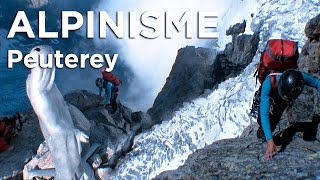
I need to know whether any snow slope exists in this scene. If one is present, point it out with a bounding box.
[110,0,320,179]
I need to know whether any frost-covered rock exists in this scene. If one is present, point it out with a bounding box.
[110,51,260,180]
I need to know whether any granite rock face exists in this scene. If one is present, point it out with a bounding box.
[148,46,217,124]
[148,22,259,124]
[211,32,260,83]
[285,13,320,134]
[226,20,246,36]
[156,123,320,179]
[305,14,320,40]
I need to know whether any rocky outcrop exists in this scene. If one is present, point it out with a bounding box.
[64,90,101,112]
[226,20,246,36]
[305,14,320,40]
[285,13,320,134]
[147,46,216,124]
[211,32,259,82]
[66,91,152,177]
[148,23,259,124]
[156,122,320,179]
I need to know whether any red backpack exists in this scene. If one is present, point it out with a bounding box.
[255,39,299,88]
[102,72,121,86]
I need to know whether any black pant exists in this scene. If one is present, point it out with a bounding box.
[111,94,118,112]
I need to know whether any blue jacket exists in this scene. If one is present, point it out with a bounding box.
[260,72,320,140]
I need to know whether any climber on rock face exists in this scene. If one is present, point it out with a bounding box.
[257,69,320,160]
[96,67,121,114]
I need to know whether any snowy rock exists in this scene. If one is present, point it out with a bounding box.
[156,3,320,180]
[251,0,320,49]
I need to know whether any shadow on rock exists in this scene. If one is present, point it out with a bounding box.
[274,115,320,152]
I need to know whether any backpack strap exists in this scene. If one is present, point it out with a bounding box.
[267,72,282,89]
[268,72,283,77]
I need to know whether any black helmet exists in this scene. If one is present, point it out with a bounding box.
[95,78,104,88]
[278,69,304,101]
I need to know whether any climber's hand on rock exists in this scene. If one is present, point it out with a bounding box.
[265,139,277,160]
